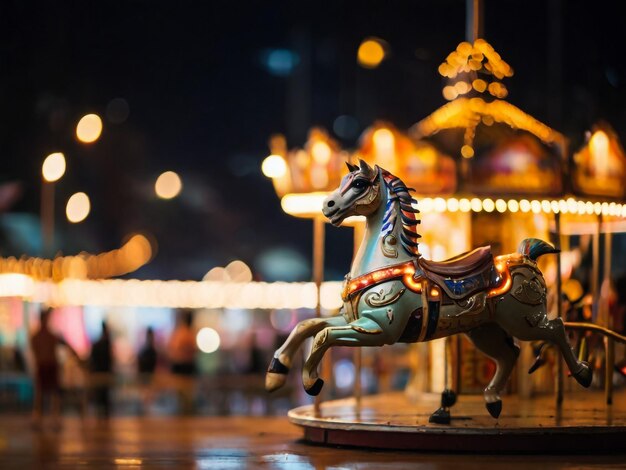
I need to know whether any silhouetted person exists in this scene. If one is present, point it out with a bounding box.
[30,307,80,429]
[89,321,113,418]
[167,310,197,414]
[138,327,158,377]
[168,310,196,376]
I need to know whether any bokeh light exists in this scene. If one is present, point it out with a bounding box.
[204,267,229,282]
[196,327,220,353]
[76,114,103,143]
[66,192,91,223]
[42,152,66,182]
[155,171,182,199]
[311,141,331,164]
[225,260,253,283]
[357,38,386,68]
[261,154,287,178]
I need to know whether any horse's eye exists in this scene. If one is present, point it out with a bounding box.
[352,179,369,190]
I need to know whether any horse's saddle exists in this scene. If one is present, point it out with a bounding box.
[418,246,498,300]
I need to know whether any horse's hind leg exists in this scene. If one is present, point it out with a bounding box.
[266,315,347,392]
[527,317,592,388]
[466,323,520,419]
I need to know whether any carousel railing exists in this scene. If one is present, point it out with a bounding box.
[564,322,626,405]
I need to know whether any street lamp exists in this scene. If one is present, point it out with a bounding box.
[41,152,66,255]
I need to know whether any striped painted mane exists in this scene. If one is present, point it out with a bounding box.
[380,170,421,256]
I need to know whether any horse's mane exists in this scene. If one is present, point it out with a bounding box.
[380,169,421,256]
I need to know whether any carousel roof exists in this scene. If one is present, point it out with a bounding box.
[408,39,567,197]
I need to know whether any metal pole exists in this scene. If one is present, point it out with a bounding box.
[591,215,601,322]
[602,230,613,327]
[352,221,365,408]
[555,212,564,405]
[466,0,484,42]
[602,226,613,405]
[313,216,325,413]
[605,337,614,405]
[41,181,55,257]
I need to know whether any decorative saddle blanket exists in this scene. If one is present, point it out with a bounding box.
[342,246,516,303]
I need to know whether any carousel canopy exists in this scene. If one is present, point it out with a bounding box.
[409,39,567,198]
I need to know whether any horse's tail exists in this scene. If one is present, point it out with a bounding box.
[518,238,560,261]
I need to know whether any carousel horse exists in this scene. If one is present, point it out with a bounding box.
[266,159,592,418]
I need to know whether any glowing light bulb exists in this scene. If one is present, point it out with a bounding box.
[155,171,182,199]
[373,128,395,155]
[434,198,446,213]
[42,152,66,182]
[470,198,482,212]
[261,155,287,178]
[461,145,474,158]
[357,39,386,68]
[519,200,531,213]
[482,198,495,213]
[447,198,460,213]
[459,199,471,212]
[196,327,220,353]
[66,192,90,223]
[495,199,507,213]
[76,114,103,143]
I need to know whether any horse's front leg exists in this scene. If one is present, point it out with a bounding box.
[301,317,388,395]
[266,315,347,392]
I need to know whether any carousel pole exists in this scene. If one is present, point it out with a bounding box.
[602,222,614,405]
[601,224,612,327]
[313,215,326,414]
[466,0,484,41]
[591,214,601,322]
[555,212,564,405]
[353,220,366,408]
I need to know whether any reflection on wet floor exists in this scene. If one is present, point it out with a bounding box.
[1,413,626,469]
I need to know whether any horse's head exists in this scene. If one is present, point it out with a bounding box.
[322,159,382,226]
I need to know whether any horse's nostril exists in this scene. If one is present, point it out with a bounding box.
[327,200,335,208]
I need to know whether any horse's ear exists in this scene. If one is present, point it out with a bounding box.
[346,162,359,172]
[359,159,375,178]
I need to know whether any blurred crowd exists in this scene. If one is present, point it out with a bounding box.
[15,307,276,429]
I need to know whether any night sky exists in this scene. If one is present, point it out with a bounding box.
[1,1,625,281]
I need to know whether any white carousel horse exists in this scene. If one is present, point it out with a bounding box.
[266,159,591,418]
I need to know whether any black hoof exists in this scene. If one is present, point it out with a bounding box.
[267,357,289,375]
[528,342,549,374]
[573,362,593,388]
[528,357,545,374]
[441,389,457,408]
[305,378,324,396]
[486,400,502,419]
[429,407,451,425]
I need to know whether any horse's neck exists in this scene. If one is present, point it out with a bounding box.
[349,196,414,278]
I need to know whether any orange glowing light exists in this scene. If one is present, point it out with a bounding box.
[311,141,331,164]
[342,261,422,300]
[42,152,66,182]
[66,192,90,223]
[262,155,287,178]
[357,38,386,68]
[76,114,103,143]
[155,171,182,199]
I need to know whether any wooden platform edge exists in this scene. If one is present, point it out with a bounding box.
[288,403,626,453]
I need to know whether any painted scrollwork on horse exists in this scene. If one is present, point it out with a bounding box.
[266,159,592,418]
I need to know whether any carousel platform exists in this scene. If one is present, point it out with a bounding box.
[288,389,626,453]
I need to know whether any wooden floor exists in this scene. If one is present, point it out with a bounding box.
[0,391,625,468]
